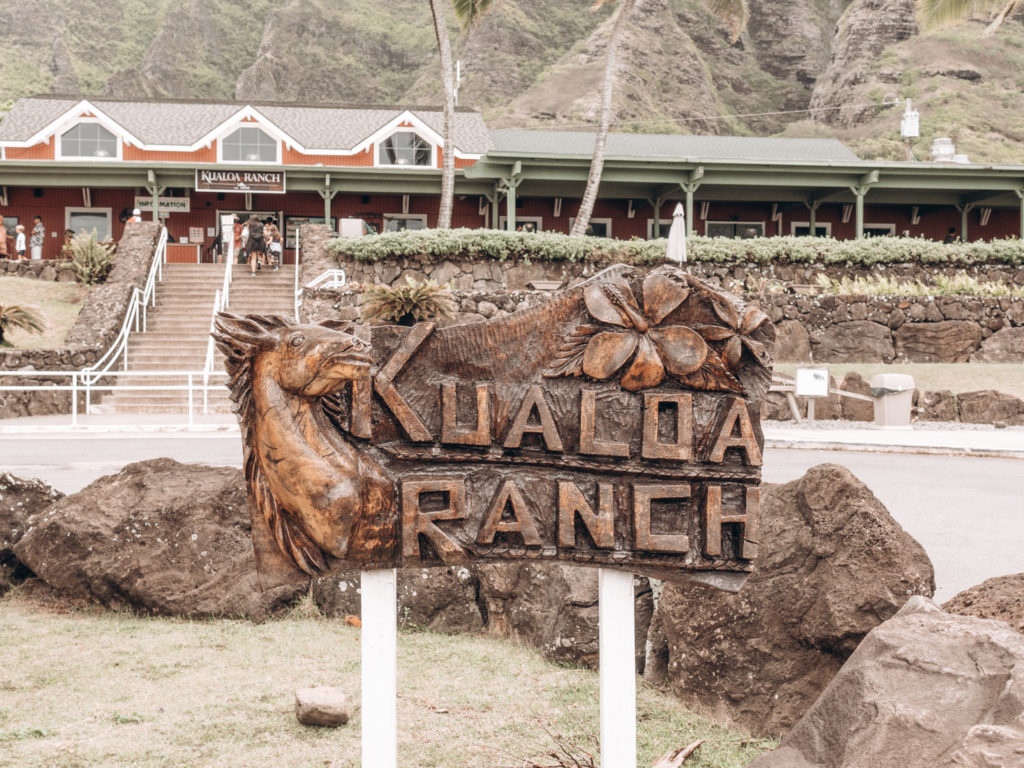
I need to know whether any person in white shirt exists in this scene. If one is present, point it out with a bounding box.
[15,224,26,259]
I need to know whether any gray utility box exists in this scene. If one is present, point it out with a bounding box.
[870,373,915,427]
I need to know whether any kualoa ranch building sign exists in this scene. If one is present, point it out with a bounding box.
[212,264,774,590]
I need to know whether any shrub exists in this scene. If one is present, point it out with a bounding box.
[0,304,45,346]
[70,230,116,285]
[327,228,1024,268]
[815,272,1024,297]
[361,277,455,325]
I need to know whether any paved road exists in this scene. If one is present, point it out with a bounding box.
[763,448,1024,603]
[1,434,1018,603]
[0,433,242,495]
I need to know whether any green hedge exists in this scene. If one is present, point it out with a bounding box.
[327,228,1024,267]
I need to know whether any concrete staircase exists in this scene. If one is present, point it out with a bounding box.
[95,263,296,414]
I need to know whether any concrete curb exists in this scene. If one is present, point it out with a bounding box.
[765,438,1024,460]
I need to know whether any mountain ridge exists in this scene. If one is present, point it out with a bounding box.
[1,0,1023,162]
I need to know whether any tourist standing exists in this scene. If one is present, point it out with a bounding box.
[62,229,75,258]
[30,216,44,260]
[126,208,142,223]
[0,220,7,259]
[245,215,265,277]
[266,221,282,270]
[232,215,243,263]
[15,225,26,259]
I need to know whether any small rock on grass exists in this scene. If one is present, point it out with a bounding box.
[295,686,351,727]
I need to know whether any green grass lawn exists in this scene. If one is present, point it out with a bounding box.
[775,363,1024,400]
[0,589,774,768]
[0,276,89,349]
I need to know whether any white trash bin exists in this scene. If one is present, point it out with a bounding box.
[870,373,915,427]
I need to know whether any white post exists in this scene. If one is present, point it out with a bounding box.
[187,373,194,427]
[599,568,636,768]
[71,373,78,428]
[361,568,397,768]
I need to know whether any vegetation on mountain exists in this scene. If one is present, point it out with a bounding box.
[1,1,1024,163]
[917,0,1024,34]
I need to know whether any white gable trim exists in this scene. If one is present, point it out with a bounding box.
[354,110,445,156]
[4,99,144,149]
[0,100,484,162]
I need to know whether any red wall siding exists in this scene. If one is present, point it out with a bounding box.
[6,142,54,160]
[281,146,374,167]
[123,143,217,163]
[4,183,1021,265]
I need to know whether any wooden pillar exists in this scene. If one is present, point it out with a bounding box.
[146,170,164,224]
[850,186,868,239]
[808,200,820,236]
[318,175,336,226]
[681,183,699,237]
[506,181,516,232]
[1017,189,1024,239]
[652,196,665,238]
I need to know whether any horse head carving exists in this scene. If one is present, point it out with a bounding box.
[212,313,396,579]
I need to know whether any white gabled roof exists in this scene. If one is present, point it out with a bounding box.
[0,96,494,156]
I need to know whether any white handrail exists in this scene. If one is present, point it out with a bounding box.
[80,227,168,401]
[201,221,236,412]
[304,269,347,290]
[294,225,302,321]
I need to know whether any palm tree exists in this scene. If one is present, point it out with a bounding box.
[917,0,1024,34]
[429,0,494,230]
[570,0,751,237]
[0,304,44,346]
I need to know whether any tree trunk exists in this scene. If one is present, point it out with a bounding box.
[570,0,637,237]
[430,0,456,230]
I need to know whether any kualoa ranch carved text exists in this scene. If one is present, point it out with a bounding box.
[213,265,775,589]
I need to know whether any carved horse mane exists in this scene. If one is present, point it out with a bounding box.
[212,312,395,578]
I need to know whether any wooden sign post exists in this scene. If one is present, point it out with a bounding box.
[213,264,774,765]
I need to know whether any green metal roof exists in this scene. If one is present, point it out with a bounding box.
[488,129,861,163]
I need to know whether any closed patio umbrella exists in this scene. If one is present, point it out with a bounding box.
[666,202,686,265]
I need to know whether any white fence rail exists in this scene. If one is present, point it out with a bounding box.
[0,369,229,428]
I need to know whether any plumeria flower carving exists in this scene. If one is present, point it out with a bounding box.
[580,273,708,391]
[687,277,771,372]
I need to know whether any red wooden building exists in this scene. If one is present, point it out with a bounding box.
[2,95,1024,260]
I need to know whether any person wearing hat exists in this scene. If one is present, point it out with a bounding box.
[127,208,142,223]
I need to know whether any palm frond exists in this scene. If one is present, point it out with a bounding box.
[0,304,45,342]
[705,0,750,42]
[917,0,1023,32]
[452,0,495,29]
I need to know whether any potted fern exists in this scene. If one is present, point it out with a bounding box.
[360,277,455,326]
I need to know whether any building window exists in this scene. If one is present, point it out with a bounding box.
[66,207,113,241]
[499,216,542,232]
[646,218,673,239]
[791,222,832,237]
[60,123,118,159]
[383,214,427,231]
[569,218,612,237]
[222,126,277,162]
[706,221,764,239]
[378,132,432,166]
[863,223,895,237]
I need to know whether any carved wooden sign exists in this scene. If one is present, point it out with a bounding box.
[213,265,774,590]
